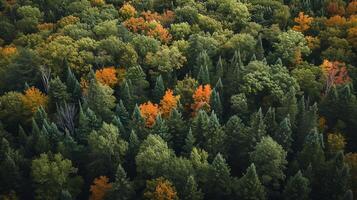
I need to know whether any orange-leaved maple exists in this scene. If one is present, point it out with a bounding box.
[140,101,160,128]
[22,87,48,113]
[160,89,180,118]
[144,177,178,200]
[321,60,351,95]
[292,12,313,32]
[89,176,112,200]
[95,67,118,87]
[191,84,212,115]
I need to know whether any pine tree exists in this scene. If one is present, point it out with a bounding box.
[283,171,310,200]
[48,77,69,112]
[206,153,232,199]
[152,115,171,143]
[153,75,165,103]
[256,34,265,60]
[234,164,266,200]
[215,56,224,83]
[204,112,226,157]
[130,104,147,140]
[112,116,126,139]
[264,107,278,135]
[107,164,134,200]
[197,65,210,85]
[115,100,130,127]
[298,128,325,170]
[86,73,116,122]
[247,108,267,151]
[120,80,133,110]
[167,109,187,153]
[182,128,195,157]
[277,87,298,124]
[195,51,213,77]
[210,89,222,119]
[273,117,293,152]
[65,67,81,101]
[182,175,203,200]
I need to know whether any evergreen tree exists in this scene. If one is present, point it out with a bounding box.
[250,136,287,193]
[277,87,298,124]
[298,128,325,170]
[210,89,222,119]
[283,171,310,200]
[183,128,195,157]
[65,67,81,101]
[234,164,266,200]
[247,108,267,151]
[182,175,203,200]
[107,164,134,200]
[273,117,293,152]
[195,51,213,77]
[86,74,116,122]
[215,56,224,83]
[203,112,226,157]
[130,104,147,140]
[264,107,278,135]
[115,100,130,126]
[152,115,171,143]
[197,65,210,85]
[120,80,133,110]
[206,153,232,199]
[167,109,187,153]
[48,77,69,112]
[153,75,165,103]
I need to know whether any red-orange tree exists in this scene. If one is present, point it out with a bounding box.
[321,60,351,95]
[144,177,178,200]
[89,176,112,200]
[159,89,180,118]
[139,101,160,127]
[292,12,313,32]
[191,84,212,115]
[95,67,118,87]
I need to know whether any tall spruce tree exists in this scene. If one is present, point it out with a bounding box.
[234,164,266,200]
[283,171,310,200]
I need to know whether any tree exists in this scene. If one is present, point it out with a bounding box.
[210,89,222,119]
[139,101,160,128]
[86,75,116,122]
[0,92,29,129]
[107,164,134,200]
[31,153,82,200]
[249,136,287,191]
[320,60,351,95]
[292,12,313,32]
[153,75,165,103]
[144,177,178,200]
[22,87,48,114]
[167,109,187,153]
[345,153,357,196]
[182,128,195,156]
[191,84,212,115]
[273,117,293,152]
[159,89,180,118]
[182,175,203,200]
[89,176,113,200]
[283,171,310,200]
[95,67,118,87]
[48,77,69,111]
[327,132,346,154]
[234,164,266,200]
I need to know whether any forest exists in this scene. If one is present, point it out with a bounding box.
[0,0,356,199]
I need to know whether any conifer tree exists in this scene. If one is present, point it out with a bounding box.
[65,67,81,101]
[182,175,203,200]
[183,128,195,157]
[197,65,210,85]
[153,75,165,103]
[167,109,187,153]
[273,117,293,152]
[48,77,69,112]
[210,89,222,119]
[283,171,310,200]
[234,164,266,200]
[115,100,130,126]
[152,115,171,143]
[264,107,278,135]
[107,164,134,200]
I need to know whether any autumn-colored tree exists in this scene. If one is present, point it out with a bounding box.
[144,177,178,200]
[124,17,148,33]
[327,133,346,154]
[347,27,357,47]
[91,0,105,6]
[325,15,347,27]
[159,89,180,118]
[80,77,89,95]
[147,21,172,43]
[321,60,351,95]
[22,87,48,113]
[326,2,346,16]
[57,15,80,28]
[89,176,113,200]
[0,46,17,57]
[119,3,137,19]
[305,36,321,50]
[141,10,175,26]
[345,153,357,195]
[292,12,313,32]
[191,84,212,115]
[140,101,160,127]
[95,67,118,87]
[37,23,54,31]
[318,116,327,132]
[347,1,357,15]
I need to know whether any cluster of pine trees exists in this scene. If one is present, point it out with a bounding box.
[0,0,356,199]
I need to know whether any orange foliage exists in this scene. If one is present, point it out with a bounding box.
[318,116,327,132]
[95,67,118,87]
[119,3,137,19]
[305,36,320,50]
[321,60,351,95]
[89,176,112,200]
[292,12,313,32]
[326,2,345,16]
[0,46,17,57]
[325,15,347,26]
[191,84,212,114]
[22,87,48,113]
[141,10,175,26]
[140,101,160,128]
[144,177,178,200]
[159,89,180,118]
[123,17,172,43]
[347,1,357,15]
[37,23,54,31]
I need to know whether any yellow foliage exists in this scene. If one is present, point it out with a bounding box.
[325,15,347,27]
[37,23,54,31]
[80,77,89,96]
[57,15,80,28]
[140,101,160,128]
[327,133,346,153]
[347,1,357,15]
[119,3,137,19]
[305,36,320,50]
[22,87,48,113]
[95,67,118,87]
[159,89,180,118]
[91,0,105,6]
[89,176,112,200]
[0,46,17,57]
[292,12,313,32]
